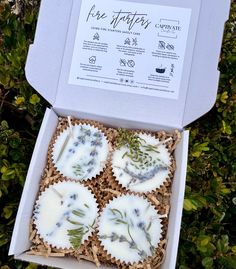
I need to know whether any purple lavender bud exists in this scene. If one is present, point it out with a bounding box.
[137,222,145,230]
[111,232,119,242]
[74,142,79,147]
[129,240,137,249]
[134,208,140,217]
[119,235,127,242]
[87,159,95,166]
[90,149,98,156]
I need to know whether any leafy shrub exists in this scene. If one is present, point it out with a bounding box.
[0,1,235,268]
[178,3,236,268]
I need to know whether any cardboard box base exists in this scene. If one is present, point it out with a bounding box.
[9,108,189,269]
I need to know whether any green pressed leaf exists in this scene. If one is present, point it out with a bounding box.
[110,208,123,218]
[72,209,85,218]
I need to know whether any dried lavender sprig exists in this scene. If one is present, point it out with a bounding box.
[107,208,151,259]
[99,232,147,259]
[137,221,156,254]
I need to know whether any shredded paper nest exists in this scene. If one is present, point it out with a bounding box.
[28,117,181,269]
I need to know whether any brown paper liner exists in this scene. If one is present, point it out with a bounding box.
[29,117,181,268]
[96,193,168,269]
[48,117,112,184]
[32,180,99,256]
[111,130,179,196]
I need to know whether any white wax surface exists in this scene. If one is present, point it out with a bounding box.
[98,195,162,264]
[52,124,109,180]
[33,182,98,249]
[112,134,171,192]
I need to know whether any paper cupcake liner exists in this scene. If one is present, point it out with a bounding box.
[48,118,112,183]
[111,131,177,195]
[38,167,68,193]
[96,217,167,267]
[32,180,99,252]
[96,160,129,209]
[96,193,166,267]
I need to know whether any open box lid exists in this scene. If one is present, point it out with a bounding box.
[25,0,230,129]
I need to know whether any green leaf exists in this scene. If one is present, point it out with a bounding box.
[110,208,123,218]
[0,234,8,247]
[72,209,85,218]
[232,246,236,253]
[202,257,213,268]
[184,199,198,211]
[220,91,229,103]
[1,206,13,219]
[192,142,210,157]
[197,245,209,253]
[232,197,236,205]
[0,265,11,269]
[216,235,229,253]
[179,266,189,269]
[220,256,236,268]
[222,120,232,135]
[29,94,40,105]
[25,263,38,269]
[200,237,210,247]
[67,228,85,249]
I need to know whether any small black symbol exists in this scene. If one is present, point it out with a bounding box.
[132,38,138,46]
[93,33,100,41]
[120,59,127,67]
[158,41,166,50]
[125,79,129,83]
[166,43,175,50]
[127,60,135,68]
[158,41,175,51]
[89,56,96,64]
[156,65,166,74]
[124,38,131,45]
[170,63,175,77]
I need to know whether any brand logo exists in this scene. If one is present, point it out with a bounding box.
[155,19,181,39]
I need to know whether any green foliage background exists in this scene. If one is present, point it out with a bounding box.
[0,0,235,268]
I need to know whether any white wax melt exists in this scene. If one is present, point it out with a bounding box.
[52,124,109,181]
[33,181,99,249]
[98,195,162,264]
[112,134,171,192]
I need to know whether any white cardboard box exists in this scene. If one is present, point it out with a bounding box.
[9,0,231,268]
